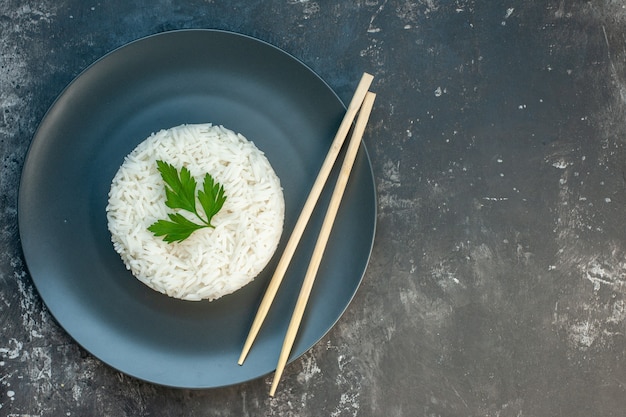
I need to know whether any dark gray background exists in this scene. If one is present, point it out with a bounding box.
[2,0,626,416]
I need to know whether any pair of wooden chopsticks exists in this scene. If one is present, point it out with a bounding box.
[238,72,376,396]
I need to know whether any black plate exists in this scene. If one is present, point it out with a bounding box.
[18,29,376,388]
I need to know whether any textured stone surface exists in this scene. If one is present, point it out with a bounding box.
[2,0,626,415]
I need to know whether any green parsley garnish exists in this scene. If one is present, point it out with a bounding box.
[148,160,226,243]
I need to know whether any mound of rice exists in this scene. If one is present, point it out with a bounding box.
[106,123,285,301]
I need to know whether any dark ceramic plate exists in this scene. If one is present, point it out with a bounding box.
[18,29,376,388]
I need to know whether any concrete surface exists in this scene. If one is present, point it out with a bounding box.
[2,0,626,415]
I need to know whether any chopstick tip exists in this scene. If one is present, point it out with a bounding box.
[269,381,278,397]
[361,72,374,86]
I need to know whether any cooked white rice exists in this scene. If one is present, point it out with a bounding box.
[106,123,285,301]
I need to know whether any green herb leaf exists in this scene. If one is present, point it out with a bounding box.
[197,172,227,226]
[148,213,206,243]
[148,160,227,243]
[156,160,197,213]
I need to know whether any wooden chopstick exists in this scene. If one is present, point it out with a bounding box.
[238,73,374,365]
[269,91,376,396]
